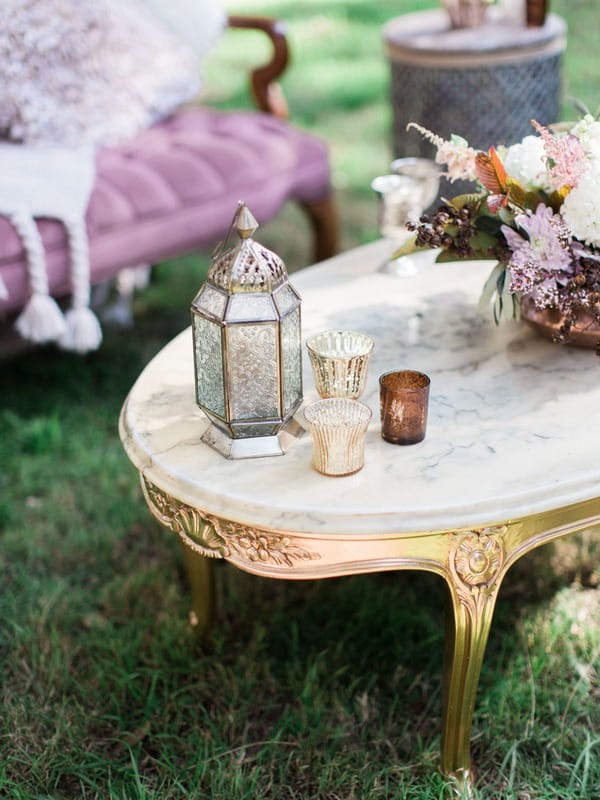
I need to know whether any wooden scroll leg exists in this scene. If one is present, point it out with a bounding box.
[180,543,216,636]
[299,192,339,263]
[441,530,507,799]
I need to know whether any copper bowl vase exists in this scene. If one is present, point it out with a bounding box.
[520,294,600,349]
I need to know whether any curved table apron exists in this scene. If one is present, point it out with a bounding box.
[119,239,600,798]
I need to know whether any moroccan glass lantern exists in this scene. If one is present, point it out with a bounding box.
[191,203,303,458]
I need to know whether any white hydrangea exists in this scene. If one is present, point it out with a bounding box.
[501,135,551,190]
[569,115,600,164]
[561,168,600,247]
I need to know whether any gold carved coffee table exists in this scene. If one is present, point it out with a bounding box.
[119,240,600,798]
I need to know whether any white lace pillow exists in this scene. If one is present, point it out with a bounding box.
[0,0,225,147]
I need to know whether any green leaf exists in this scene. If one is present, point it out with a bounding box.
[435,248,497,263]
[434,248,462,262]
[523,190,545,211]
[545,188,568,213]
[478,261,506,315]
[389,234,430,261]
[450,133,470,147]
[469,229,500,256]
[499,267,517,319]
[479,262,519,323]
[498,206,515,225]
[447,192,487,211]
[505,177,528,210]
[474,214,504,236]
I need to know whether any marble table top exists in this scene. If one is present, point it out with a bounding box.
[120,239,600,536]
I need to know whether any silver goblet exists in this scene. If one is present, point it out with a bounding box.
[390,157,441,212]
[371,158,440,276]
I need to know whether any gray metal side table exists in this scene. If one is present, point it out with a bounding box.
[384,10,567,161]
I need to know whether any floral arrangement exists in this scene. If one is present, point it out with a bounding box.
[400,115,600,349]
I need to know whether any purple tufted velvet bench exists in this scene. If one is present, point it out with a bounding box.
[0,15,337,349]
[0,106,333,316]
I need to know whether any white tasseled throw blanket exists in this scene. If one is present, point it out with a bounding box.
[0,143,100,352]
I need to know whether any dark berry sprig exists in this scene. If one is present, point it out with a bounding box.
[407,203,478,257]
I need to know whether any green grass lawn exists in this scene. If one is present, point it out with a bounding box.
[1,2,599,799]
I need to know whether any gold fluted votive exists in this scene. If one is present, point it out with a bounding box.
[306,330,374,399]
[304,398,372,476]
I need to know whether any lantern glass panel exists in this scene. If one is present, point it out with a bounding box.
[281,306,302,415]
[226,294,278,322]
[192,316,225,417]
[227,323,279,419]
[274,284,299,316]
[193,284,227,319]
[231,421,281,437]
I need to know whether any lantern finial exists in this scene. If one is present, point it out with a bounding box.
[235,202,258,240]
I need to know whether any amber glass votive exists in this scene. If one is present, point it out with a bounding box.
[379,370,430,445]
[304,398,372,476]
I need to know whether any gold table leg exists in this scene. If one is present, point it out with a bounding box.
[438,512,599,797]
[439,527,506,798]
[181,543,216,635]
[441,572,504,797]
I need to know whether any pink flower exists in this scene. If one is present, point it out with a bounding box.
[407,123,478,182]
[531,120,588,190]
[502,204,573,298]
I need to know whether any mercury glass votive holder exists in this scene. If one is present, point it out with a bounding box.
[306,330,374,399]
[379,370,430,445]
[304,398,372,476]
